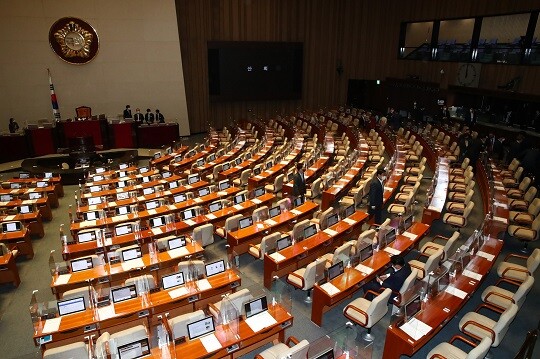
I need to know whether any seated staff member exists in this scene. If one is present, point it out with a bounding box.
[363,255,411,300]
[134,108,144,122]
[145,108,154,124]
[155,109,165,123]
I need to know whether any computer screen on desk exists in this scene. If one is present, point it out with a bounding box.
[254,186,265,198]
[162,171,172,179]
[142,176,150,183]
[29,192,41,199]
[187,316,215,340]
[173,193,186,203]
[78,231,96,243]
[182,209,196,220]
[235,157,242,166]
[222,162,231,171]
[327,261,344,281]
[121,247,142,262]
[269,206,281,218]
[207,154,216,162]
[187,174,200,185]
[93,175,104,182]
[111,284,138,303]
[57,296,86,316]
[115,206,131,215]
[359,242,374,261]
[145,200,159,210]
[18,205,31,214]
[326,213,339,228]
[19,172,30,179]
[384,228,397,247]
[83,211,99,221]
[293,196,304,208]
[168,181,178,189]
[115,224,132,236]
[209,202,222,213]
[168,236,186,250]
[139,167,149,174]
[162,271,185,290]
[244,296,268,318]
[314,348,334,359]
[198,187,210,197]
[403,214,413,231]
[238,216,253,229]
[44,172,53,179]
[303,224,317,239]
[253,167,261,176]
[344,204,355,217]
[196,158,205,167]
[70,257,94,272]
[0,194,12,202]
[205,259,226,277]
[142,187,154,195]
[36,181,47,188]
[404,295,422,321]
[150,216,165,227]
[233,194,245,205]
[116,181,126,188]
[277,235,292,251]
[88,196,102,205]
[153,152,161,160]
[95,167,106,174]
[117,338,150,359]
[218,180,230,190]
[119,163,128,170]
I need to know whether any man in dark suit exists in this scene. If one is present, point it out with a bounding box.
[145,108,154,124]
[133,108,144,123]
[363,255,411,300]
[292,162,306,200]
[369,168,385,225]
[123,105,132,119]
[155,109,165,123]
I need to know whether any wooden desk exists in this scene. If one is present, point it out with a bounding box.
[227,201,319,256]
[150,145,188,169]
[311,222,429,326]
[26,127,57,156]
[383,235,503,359]
[7,176,63,198]
[109,122,135,148]
[218,139,275,181]
[0,186,59,208]
[0,228,34,259]
[0,211,44,238]
[263,211,369,288]
[282,153,332,198]
[422,158,450,225]
[479,161,509,237]
[0,198,53,221]
[0,252,20,287]
[59,119,107,148]
[321,155,367,211]
[53,239,204,298]
[37,270,242,346]
[136,123,180,148]
[193,140,247,177]
[247,139,304,191]
[169,145,217,174]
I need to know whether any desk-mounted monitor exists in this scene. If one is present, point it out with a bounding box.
[187,174,200,185]
[19,172,30,179]
[145,200,159,210]
[238,216,253,229]
[253,167,261,176]
[93,175,104,182]
[115,206,131,216]
[18,205,32,214]
[235,157,242,166]
[111,284,138,303]
[303,224,317,240]
[115,224,132,236]
[162,271,185,290]
[207,154,216,162]
[205,259,226,277]
[198,187,210,197]
[70,257,94,272]
[168,236,186,250]
[0,194,13,202]
[293,196,304,208]
[83,211,99,221]
[142,187,155,195]
[222,162,231,171]
[89,185,100,193]
[117,338,150,359]
[344,204,355,217]
[169,181,179,190]
[277,235,292,251]
[265,162,273,170]
[117,192,130,200]
[244,296,268,319]
[139,167,149,174]
[327,261,344,281]
[404,295,422,321]
[209,202,222,213]
[44,172,53,179]
[254,187,265,198]
[119,163,128,170]
[326,213,339,228]
[150,216,165,228]
[162,171,172,179]
[88,196,102,205]
[384,228,397,247]
[269,206,281,218]
[181,209,196,221]
[36,181,47,188]
[173,193,186,203]
[142,176,150,183]
[187,316,215,340]
[78,231,96,243]
[218,180,230,191]
[57,296,86,316]
[153,152,161,160]
[403,214,413,231]
[29,192,42,200]
[233,194,245,205]
[121,247,142,262]
[358,242,374,261]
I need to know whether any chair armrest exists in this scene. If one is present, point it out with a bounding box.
[409,263,425,278]
[500,266,530,281]
[287,271,305,289]
[494,277,522,288]
[432,234,450,241]
[286,336,300,346]
[449,334,479,348]
[343,303,368,326]
[483,291,515,308]
[422,245,441,255]
[503,253,529,262]
[475,302,504,315]
[461,319,496,343]
[363,289,382,299]
[416,252,431,260]
[248,244,261,258]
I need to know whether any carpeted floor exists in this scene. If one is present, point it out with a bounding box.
[0,134,538,358]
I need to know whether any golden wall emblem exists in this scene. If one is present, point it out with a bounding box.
[49,17,99,65]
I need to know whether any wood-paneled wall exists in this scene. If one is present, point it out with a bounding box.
[176,0,540,133]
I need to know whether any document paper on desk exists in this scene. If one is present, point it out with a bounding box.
[200,333,222,353]
[477,251,495,261]
[492,216,508,224]
[291,209,302,215]
[462,269,482,281]
[445,286,467,299]
[269,252,286,262]
[97,304,116,320]
[42,317,62,334]
[323,228,338,237]
[399,317,433,341]
[252,198,262,204]
[265,219,277,226]
[320,282,341,296]
[121,258,145,271]
[168,286,189,299]
[233,204,244,211]
[168,247,189,258]
[355,264,374,275]
[206,213,216,220]
[197,279,212,291]
[384,247,401,256]
[55,274,72,286]
[402,231,417,241]
[151,227,162,235]
[343,218,357,225]
[245,310,278,332]
[184,219,196,226]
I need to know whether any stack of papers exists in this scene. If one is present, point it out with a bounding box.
[41,317,62,334]
[384,247,401,256]
[445,286,467,299]
[269,252,286,262]
[194,198,203,203]
[399,318,432,341]
[152,227,163,235]
[265,219,277,226]
[197,279,212,291]
[492,216,507,224]
[245,311,277,332]
[252,198,262,204]
[462,269,482,281]
[168,247,189,258]
[206,213,217,220]
[55,274,72,286]
[97,304,116,320]
[477,251,495,261]
[147,209,157,216]
[355,264,373,275]
[291,209,302,215]
[233,204,244,211]
[184,219,196,226]
[200,333,222,353]
[168,286,189,299]
[121,258,145,271]
[116,214,129,221]
[402,231,417,240]
[320,282,341,296]
[343,218,356,225]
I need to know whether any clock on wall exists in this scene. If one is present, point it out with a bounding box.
[456,63,481,87]
[49,17,99,65]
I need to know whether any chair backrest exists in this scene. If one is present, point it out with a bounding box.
[292,219,311,240]
[287,340,310,359]
[253,206,269,222]
[463,189,475,204]
[508,158,520,172]
[332,242,353,265]
[177,260,205,279]
[424,249,444,274]
[317,207,334,229]
[514,167,524,180]
[465,337,493,359]
[225,214,243,232]
[193,223,214,247]
[463,201,475,218]
[169,310,206,340]
[94,332,110,359]
[240,169,252,183]
[124,274,156,293]
[443,232,460,256]
[355,229,376,252]
[491,303,518,346]
[461,157,471,169]
[221,288,253,316]
[399,268,418,296]
[44,342,88,359]
[513,275,534,308]
[259,232,281,257]
[518,177,531,192]
[311,178,322,197]
[523,187,538,203]
[527,198,540,216]
[108,325,148,355]
[302,258,326,290]
[366,288,392,327]
[526,248,540,273]
[273,174,285,191]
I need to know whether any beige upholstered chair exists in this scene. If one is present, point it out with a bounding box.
[481,275,534,310]
[208,288,252,318]
[322,241,353,268]
[215,214,242,239]
[509,186,537,211]
[177,260,205,280]
[305,178,323,200]
[426,336,492,359]
[500,158,520,177]
[502,166,523,188]
[255,337,309,359]
[62,287,92,308]
[447,181,475,202]
[496,248,540,283]
[43,342,89,359]
[193,223,214,247]
[343,288,392,341]
[507,215,540,252]
[445,190,474,214]
[508,198,540,225]
[287,257,326,302]
[443,201,474,230]
[124,274,156,293]
[264,174,284,195]
[94,325,147,359]
[458,303,518,348]
[248,232,281,259]
[388,193,414,216]
[449,157,470,176]
[310,207,334,229]
[420,231,459,261]
[409,248,443,279]
[233,169,252,188]
[291,219,311,241]
[507,176,531,199]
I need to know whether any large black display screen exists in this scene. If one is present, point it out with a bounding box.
[208,41,303,101]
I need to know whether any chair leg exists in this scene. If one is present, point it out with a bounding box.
[519,240,530,254]
[305,289,312,303]
[361,327,374,342]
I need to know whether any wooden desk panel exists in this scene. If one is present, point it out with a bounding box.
[311,222,429,326]
[0,198,52,221]
[0,253,20,287]
[150,145,188,169]
[218,139,275,181]
[136,123,180,148]
[227,201,319,256]
[263,211,369,288]
[282,154,332,198]
[321,156,367,211]
[0,228,34,259]
[383,235,503,359]
[479,161,509,237]
[0,211,44,238]
[169,146,216,174]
